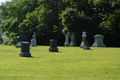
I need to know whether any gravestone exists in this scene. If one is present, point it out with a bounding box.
[30,32,37,47]
[19,41,31,57]
[15,34,27,48]
[92,34,106,47]
[80,31,87,48]
[0,33,3,43]
[70,32,77,46]
[83,41,90,50]
[64,34,69,46]
[49,39,58,52]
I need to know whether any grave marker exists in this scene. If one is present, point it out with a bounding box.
[70,32,77,46]
[80,31,87,48]
[49,39,58,52]
[83,41,90,50]
[64,34,69,46]
[15,34,27,48]
[30,32,37,47]
[92,34,106,47]
[19,41,31,57]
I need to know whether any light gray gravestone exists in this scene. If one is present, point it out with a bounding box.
[15,34,27,48]
[80,31,87,48]
[70,32,77,46]
[30,32,37,47]
[92,34,106,47]
[83,41,90,50]
[19,41,31,57]
[64,34,69,46]
[49,39,58,52]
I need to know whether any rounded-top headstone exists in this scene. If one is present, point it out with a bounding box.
[50,39,57,48]
[49,39,58,52]
[83,41,90,50]
[15,34,27,48]
[19,34,27,41]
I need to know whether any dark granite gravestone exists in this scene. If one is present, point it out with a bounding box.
[80,31,87,48]
[15,34,27,48]
[92,34,106,47]
[49,39,58,52]
[83,41,90,50]
[0,33,3,43]
[19,41,31,57]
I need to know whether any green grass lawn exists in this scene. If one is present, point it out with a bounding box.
[0,45,120,80]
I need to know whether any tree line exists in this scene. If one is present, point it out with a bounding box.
[0,0,120,47]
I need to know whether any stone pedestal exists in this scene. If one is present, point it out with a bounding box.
[49,39,58,52]
[19,41,31,57]
[15,34,27,48]
[30,32,37,47]
[64,34,69,46]
[83,41,90,50]
[70,32,77,46]
[80,31,87,48]
[92,34,106,47]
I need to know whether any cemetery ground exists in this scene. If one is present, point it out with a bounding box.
[0,45,120,80]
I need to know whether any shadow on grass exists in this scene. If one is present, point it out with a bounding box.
[20,56,40,58]
[29,56,35,58]
[49,51,62,53]
[26,56,41,58]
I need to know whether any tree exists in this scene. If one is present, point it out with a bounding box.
[0,0,120,46]
[99,1,120,46]
[0,0,38,45]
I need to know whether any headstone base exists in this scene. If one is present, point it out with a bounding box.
[92,43,106,47]
[19,52,31,57]
[83,46,90,50]
[64,42,69,46]
[15,42,21,48]
[83,41,90,50]
[70,41,77,46]
[80,42,85,48]
[31,45,37,47]
[49,48,58,52]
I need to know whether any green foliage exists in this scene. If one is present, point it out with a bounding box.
[0,0,38,45]
[100,8,120,36]
[61,8,78,34]
[62,7,90,35]
[3,32,17,45]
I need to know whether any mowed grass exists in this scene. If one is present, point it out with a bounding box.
[0,45,120,80]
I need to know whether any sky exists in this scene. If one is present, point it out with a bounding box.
[0,0,11,5]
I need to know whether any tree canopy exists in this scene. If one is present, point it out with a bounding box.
[0,0,120,46]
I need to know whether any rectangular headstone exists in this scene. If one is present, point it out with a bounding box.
[49,39,58,52]
[21,42,29,52]
[19,41,31,57]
